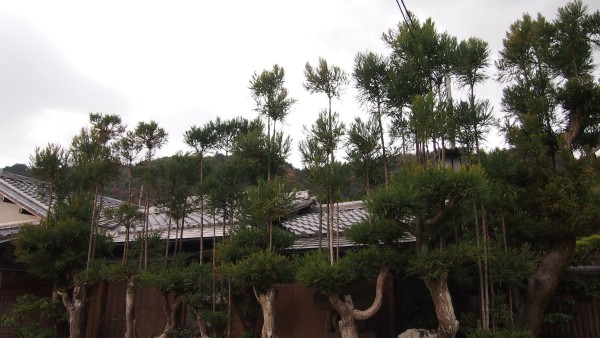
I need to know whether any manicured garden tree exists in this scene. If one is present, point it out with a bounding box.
[17,113,122,338]
[184,121,219,262]
[154,153,199,261]
[14,192,112,338]
[138,257,199,338]
[102,202,144,338]
[249,64,296,180]
[134,120,168,267]
[296,247,395,338]
[345,116,383,198]
[303,58,348,264]
[232,118,291,183]
[299,109,346,263]
[366,166,490,338]
[177,262,218,338]
[496,1,600,334]
[383,15,458,164]
[218,227,295,338]
[353,51,391,187]
[298,135,329,249]
[29,142,70,219]
[218,178,295,338]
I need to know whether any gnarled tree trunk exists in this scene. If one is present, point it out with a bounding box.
[254,287,277,338]
[155,291,181,338]
[328,267,389,338]
[516,236,576,336]
[58,285,87,338]
[192,309,211,338]
[424,275,459,338]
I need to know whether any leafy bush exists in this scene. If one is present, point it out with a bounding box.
[0,294,64,338]
[466,329,535,338]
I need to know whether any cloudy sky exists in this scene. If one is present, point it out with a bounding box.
[1,0,598,168]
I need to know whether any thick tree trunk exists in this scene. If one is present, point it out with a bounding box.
[516,237,576,336]
[155,291,180,338]
[125,276,136,338]
[424,276,459,338]
[328,267,389,338]
[58,285,86,338]
[254,287,277,338]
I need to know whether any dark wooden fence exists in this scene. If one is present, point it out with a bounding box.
[542,297,600,338]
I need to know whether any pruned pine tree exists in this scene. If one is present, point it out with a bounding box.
[353,51,390,186]
[185,122,218,263]
[346,117,382,198]
[29,143,69,219]
[249,64,296,180]
[367,167,490,338]
[218,224,296,338]
[383,15,457,166]
[303,59,348,264]
[296,247,394,338]
[497,1,600,335]
[15,193,112,338]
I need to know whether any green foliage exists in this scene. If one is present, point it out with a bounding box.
[1,294,64,338]
[249,64,296,127]
[238,178,294,229]
[138,258,201,295]
[14,216,112,286]
[296,251,357,293]
[216,226,295,264]
[200,310,229,333]
[221,250,294,292]
[490,243,538,286]
[166,326,199,338]
[466,329,534,338]
[303,57,348,100]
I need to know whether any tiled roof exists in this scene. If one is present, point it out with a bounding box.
[282,200,368,237]
[0,171,320,247]
[280,201,369,250]
[0,170,49,218]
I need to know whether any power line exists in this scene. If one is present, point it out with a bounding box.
[394,0,416,40]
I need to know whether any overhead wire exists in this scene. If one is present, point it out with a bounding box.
[394,0,416,41]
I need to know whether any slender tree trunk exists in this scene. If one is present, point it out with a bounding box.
[165,212,172,264]
[424,276,459,338]
[254,287,278,338]
[86,188,100,271]
[58,285,86,338]
[516,237,576,336]
[125,276,136,338]
[376,99,389,188]
[500,209,514,323]
[319,200,323,250]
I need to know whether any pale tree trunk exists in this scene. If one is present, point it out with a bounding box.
[125,276,136,338]
[327,267,389,338]
[155,291,180,338]
[193,309,211,338]
[516,237,576,336]
[57,285,87,338]
[424,276,459,338]
[254,287,278,338]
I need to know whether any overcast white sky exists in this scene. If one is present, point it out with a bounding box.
[1,0,598,169]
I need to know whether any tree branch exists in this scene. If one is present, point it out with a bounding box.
[352,266,389,320]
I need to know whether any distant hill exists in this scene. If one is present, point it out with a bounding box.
[2,163,31,177]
